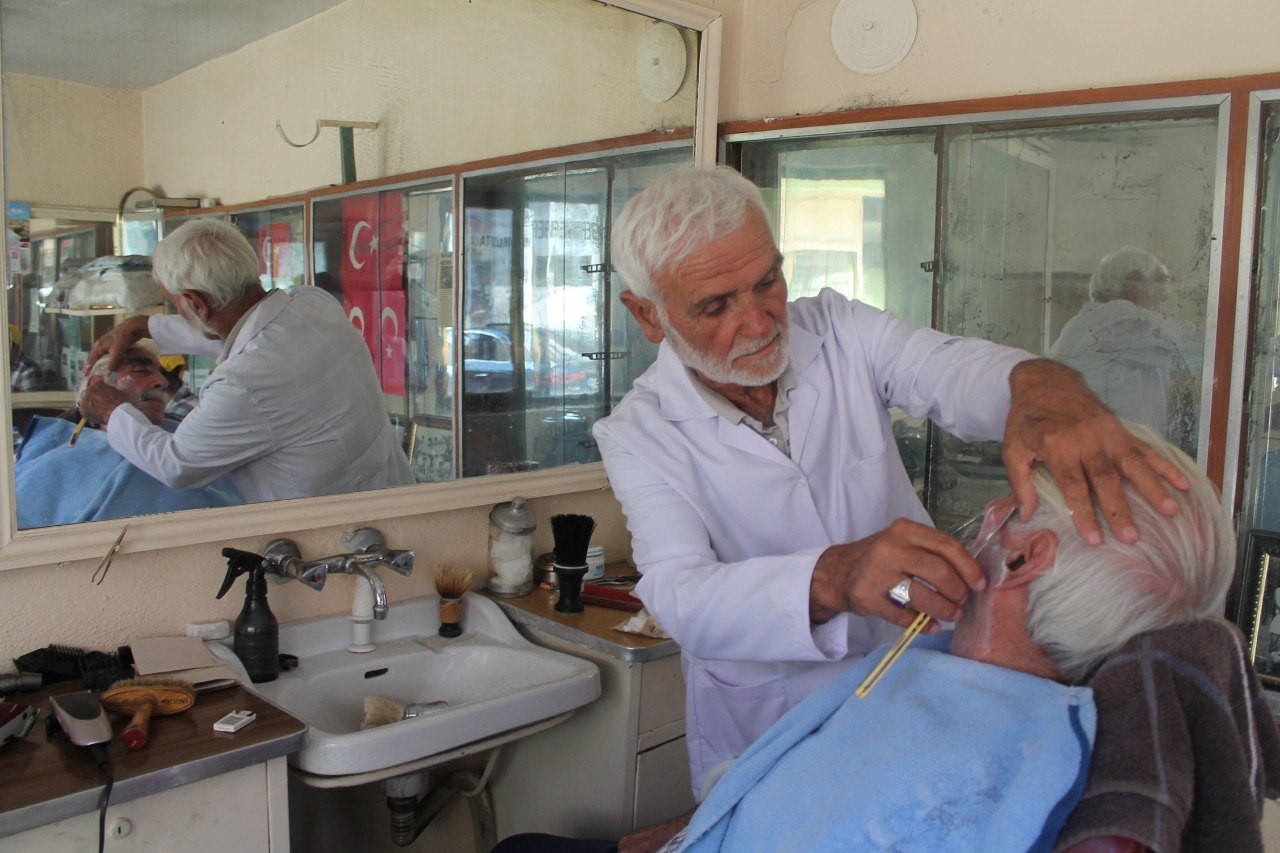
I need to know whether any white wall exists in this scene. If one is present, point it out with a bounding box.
[3,73,142,210]
[142,0,696,205]
[709,0,1280,122]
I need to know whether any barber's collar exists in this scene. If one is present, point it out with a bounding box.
[686,363,797,431]
[654,310,821,422]
[219,288,288,362]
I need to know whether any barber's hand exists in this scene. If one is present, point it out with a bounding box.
[809,518,985,629]
[78,375,128,425]
[1003,358,1188,546]
[84,314,153,375]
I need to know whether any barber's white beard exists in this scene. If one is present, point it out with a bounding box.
[659,313,790,387]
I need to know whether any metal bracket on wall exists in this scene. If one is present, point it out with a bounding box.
[275,119,381,184]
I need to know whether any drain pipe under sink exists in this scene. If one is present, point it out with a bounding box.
[379,747,501,849]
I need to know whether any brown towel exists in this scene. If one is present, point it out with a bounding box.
[1055,618,1280,852]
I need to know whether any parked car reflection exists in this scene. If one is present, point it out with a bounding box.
[454,325,599,398]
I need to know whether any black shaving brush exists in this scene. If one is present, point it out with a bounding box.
[551,513,596,613]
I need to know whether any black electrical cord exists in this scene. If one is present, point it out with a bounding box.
[88,743,113,853]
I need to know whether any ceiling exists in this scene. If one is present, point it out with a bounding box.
[1,0,346,90]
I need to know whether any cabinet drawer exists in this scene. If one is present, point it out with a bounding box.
[634,736,694,828]
[637,653,685,737]
[4,762,273,852]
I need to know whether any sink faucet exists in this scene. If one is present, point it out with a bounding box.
[257,528,415,653]
[326,528,415,652]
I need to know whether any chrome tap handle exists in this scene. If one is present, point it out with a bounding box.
[261,538,326,592]
[338,527,414,576]
[384,549,415,576]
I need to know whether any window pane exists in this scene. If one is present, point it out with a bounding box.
[737,109,1219,531]
[1241,106,1280,536]
[740,131,939,327]
[461,144,692,477]
[932,113,1217,529]
[739,131,940,495]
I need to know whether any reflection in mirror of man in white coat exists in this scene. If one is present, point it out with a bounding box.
[1049,247,1201,456]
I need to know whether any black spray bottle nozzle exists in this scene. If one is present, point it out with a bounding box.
[217,547,268,600]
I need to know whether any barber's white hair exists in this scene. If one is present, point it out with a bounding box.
[611,165,773,301]
[1022,421,1232,682]
[75,339,160,403]
[152,219,262,309]
[1088,246,1170,302]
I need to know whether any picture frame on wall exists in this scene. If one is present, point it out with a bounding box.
[1238,529,1280,690]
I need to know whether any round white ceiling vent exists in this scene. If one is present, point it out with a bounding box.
[831,0,918,75]
[636,21,688,103]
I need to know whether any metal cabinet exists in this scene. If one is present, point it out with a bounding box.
[488,607,692,841]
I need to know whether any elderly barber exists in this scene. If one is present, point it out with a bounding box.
[80,219,412,503]
[592,166,1189,797]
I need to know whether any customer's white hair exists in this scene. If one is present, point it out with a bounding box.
[75,339,160,402]
[152,219,262,308]
[1021,421,1232,683]
[611,166,773,301]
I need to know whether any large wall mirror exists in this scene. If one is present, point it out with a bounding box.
[0,0,721,568]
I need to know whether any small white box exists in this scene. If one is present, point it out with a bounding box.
[213,710,256,733]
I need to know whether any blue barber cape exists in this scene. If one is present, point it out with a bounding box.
[680,633,1095,853]
[15,416,242,527]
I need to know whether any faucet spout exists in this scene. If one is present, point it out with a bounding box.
[350,562,389,621]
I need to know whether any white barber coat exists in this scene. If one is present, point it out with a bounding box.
[593,289,1033,797]
[108,287,413,503]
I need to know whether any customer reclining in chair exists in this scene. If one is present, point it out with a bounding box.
[560,423,1275,853]
[494,424,1280,853]
[14,340,241,527]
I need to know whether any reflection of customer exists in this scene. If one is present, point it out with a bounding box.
[1048,247,1200,453]
[16,341,240,526]
[79,219,413,503]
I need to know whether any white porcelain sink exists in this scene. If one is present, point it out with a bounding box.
[209,592,600,777]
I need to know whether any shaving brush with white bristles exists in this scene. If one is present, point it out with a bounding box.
[434,564,475,638]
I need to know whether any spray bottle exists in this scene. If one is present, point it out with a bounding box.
[217,548,280,684]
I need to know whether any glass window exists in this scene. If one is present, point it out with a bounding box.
[230,204,306,293]
[737,108,1220,530]
[460,145,691,477]
[1240,105,1280,538]
[312,180,455,481]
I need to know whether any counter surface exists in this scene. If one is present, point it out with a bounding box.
[486,564,679,663]
[0,680,305,837]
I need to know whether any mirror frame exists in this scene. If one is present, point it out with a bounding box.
[0,0,722,570]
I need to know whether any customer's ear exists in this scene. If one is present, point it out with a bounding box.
[997,530,1057,589]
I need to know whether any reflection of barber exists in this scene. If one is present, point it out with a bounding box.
[80,219,413,503]
[1048,247,1200,454]
[16,341,239,526]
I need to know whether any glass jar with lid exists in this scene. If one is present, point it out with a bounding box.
[487,496,537,597]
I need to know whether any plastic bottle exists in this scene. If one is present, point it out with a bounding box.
[217,548,280,683]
